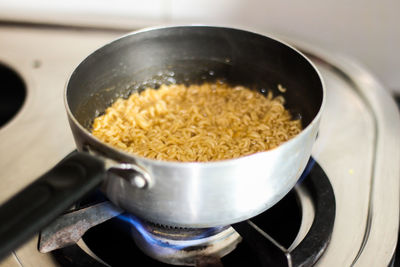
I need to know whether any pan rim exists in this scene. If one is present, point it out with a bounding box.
[64,24,326,167]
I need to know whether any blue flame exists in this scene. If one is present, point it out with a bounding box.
[192,226,226,240]
[297,157,316,184]
[118,214,223,250]
[118,214,186,250]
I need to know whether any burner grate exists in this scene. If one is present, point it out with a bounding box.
[232,159,335,267]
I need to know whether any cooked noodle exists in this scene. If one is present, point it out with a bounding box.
[91,82,302,162]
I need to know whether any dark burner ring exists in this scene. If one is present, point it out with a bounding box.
[232,158,336,267]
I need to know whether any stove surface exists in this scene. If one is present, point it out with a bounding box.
[0,24,398,267]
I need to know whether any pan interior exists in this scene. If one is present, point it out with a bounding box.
[67,26,323,131]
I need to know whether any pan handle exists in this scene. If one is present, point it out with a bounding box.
[0,150,106,260]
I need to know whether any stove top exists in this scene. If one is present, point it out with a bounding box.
[0,24,398,266]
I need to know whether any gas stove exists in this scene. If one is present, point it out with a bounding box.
[0,24,399,266]
[37,158,334,267]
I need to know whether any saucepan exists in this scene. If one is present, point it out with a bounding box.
[0,26,324,258]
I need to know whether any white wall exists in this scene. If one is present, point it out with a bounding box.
[0,0,399,91]
[169,0,400,92]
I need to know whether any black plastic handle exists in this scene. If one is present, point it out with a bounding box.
[0,150,106,260]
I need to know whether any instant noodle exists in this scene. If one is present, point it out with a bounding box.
[92,82,302,162]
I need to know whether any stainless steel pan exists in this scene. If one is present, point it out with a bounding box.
[0,26,324,259]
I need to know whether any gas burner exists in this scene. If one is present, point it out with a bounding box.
[41,159,335,267]
[126,216,241,266]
